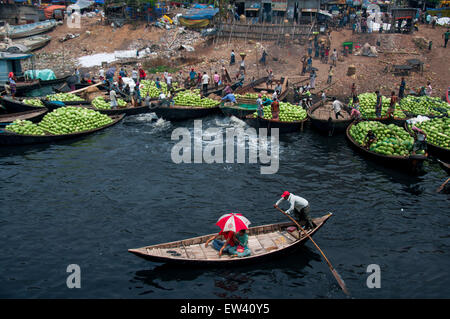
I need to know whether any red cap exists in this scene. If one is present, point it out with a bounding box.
[282,191,290,198]
[8,72,14,78]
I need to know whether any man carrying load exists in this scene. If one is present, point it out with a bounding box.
[274,191,316,230]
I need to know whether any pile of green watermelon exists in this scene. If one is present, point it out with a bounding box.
[173,90,219,108]
[46,93,84,102]
[400,96,450,117]
[6,120,46,135]
[6,107,113,136]
[252,102,307,122]
[140,80,178,98]
[349,121,415,156]
[91,96,127,110]
[349,92,407,119]
[23,98,44,107]
[407,117,450,150]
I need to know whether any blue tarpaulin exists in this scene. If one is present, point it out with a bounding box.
[192,4,214,9]
[182,8,219,20]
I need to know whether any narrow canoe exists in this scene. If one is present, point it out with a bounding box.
[437,159,450,175]
[404,123,450,161]
[244,114,308,134]
[308,100,352,135]
[0,108,48,124]
[151,102,221,121]
[3,20,56,39]
[0,96,45,113]
[128,213,332,265]
[5,34,51,52]
[346,121,427,174]
[0,80,41,95]
[0,114,124,146]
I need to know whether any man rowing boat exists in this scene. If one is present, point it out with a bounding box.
[274,191,316,230]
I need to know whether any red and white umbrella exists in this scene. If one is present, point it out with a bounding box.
[216,213,251,233]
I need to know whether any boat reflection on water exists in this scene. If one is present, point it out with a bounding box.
[131,245,321,298]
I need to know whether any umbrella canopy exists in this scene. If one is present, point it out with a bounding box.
[216,213,250,233]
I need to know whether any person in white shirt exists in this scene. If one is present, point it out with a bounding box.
[110,90,118,109]
[166,73,173,89]
[425,81,432,96]
[272,90,278,100]
[332,98,345,119]
[99,68,105,81]
[131,68,138,84]
[201,72,209,95]
[274,191,316,229]
[321,90,326,106]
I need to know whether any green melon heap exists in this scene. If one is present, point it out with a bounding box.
[400,96,450,117]
[407,117,450,150]
[173,90,218,108]
[349,92,406,119]
[46,93,84,102]
[253,102,307,122]
[140,80,178,98]
[349,121,415,156]
[91,96,126,110]
[23,98,44,107]
[5,120,46,135]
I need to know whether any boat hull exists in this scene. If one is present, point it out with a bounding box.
[0,96,44,113]
[220,105,256,118]
[244,115,307,134]
[0,108,48,124]
[0,114,124,146]
[152,103,221,121]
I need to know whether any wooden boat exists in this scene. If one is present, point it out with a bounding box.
[346,121,427,174]
[0,108,48,124]
[437,159,450,175]
[3,35,51,53]
[129,213,332,265]
[41,99,90,111]
[0,80,41,95]
[151,101,221,121]
[0,114,124,146]
[0,96,45,113]
[39,75,70,86]
[80,104,151,116]
[235,76,289,104]
[308,100,352,135]
[220,103,257,119]
[404,123,450,161]
[244,114,308,134]
[2,20,56,39]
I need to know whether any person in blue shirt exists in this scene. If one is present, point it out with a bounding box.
[221,93,236,103]
[119,68,126,78]
[155,77,161,89]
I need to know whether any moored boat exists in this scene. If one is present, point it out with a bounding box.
[0,95,45,113]
[151,101,221,121]
[0,114,124,146]
[81,104,151,116]
[308,100,352,135]
[235,76,289,104]
[0,108,48,124]
[3,35,52,53]
[219,103,257,119]
[346,121,427,173]
[1,20,57,39]
[128,213,332,265]
[244,114,308,134]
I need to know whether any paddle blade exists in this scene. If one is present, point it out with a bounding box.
[331,268,350,296]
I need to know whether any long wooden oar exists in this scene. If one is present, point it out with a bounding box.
[437,177,450,193]
[275,206,350,296]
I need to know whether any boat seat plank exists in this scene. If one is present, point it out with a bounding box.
[200,244,218,259]
[247,236,266,255]
[268,232,291,248]
[160,247,187,259]
[281,230,299,242]
[190,244,207,259]
[256,234,279,252]
[147,248,162,257]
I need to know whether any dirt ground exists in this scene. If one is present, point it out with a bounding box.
[32,16,450,101]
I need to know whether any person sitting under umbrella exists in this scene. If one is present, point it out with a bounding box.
[205,213,251,257]
[230,229,251,257]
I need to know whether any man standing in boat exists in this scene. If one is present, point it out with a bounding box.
[274,191,316,230]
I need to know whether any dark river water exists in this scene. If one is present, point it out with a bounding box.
[0,113,449,299]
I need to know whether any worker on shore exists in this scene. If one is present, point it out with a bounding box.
[213,71,220,89]
[398,77,406,100]
[443,29,450,48]
[259,49,268,66]
[332,98,345,119]
[425,81,432,96]
[266,69,274,89]
[301,56,308,75]
[330,48,337,66]
[119,68,126,78]
[387,91,398,118]
[375,90,382,118]
[230,50,235,65]
[274,191,316,230]
[351,97,361,120]
[309,69,316,90]
[351,82,357,103]
[201,71,209,95]
[307,55,312,71]
[189,68,197,87]
[327,66,333,84]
